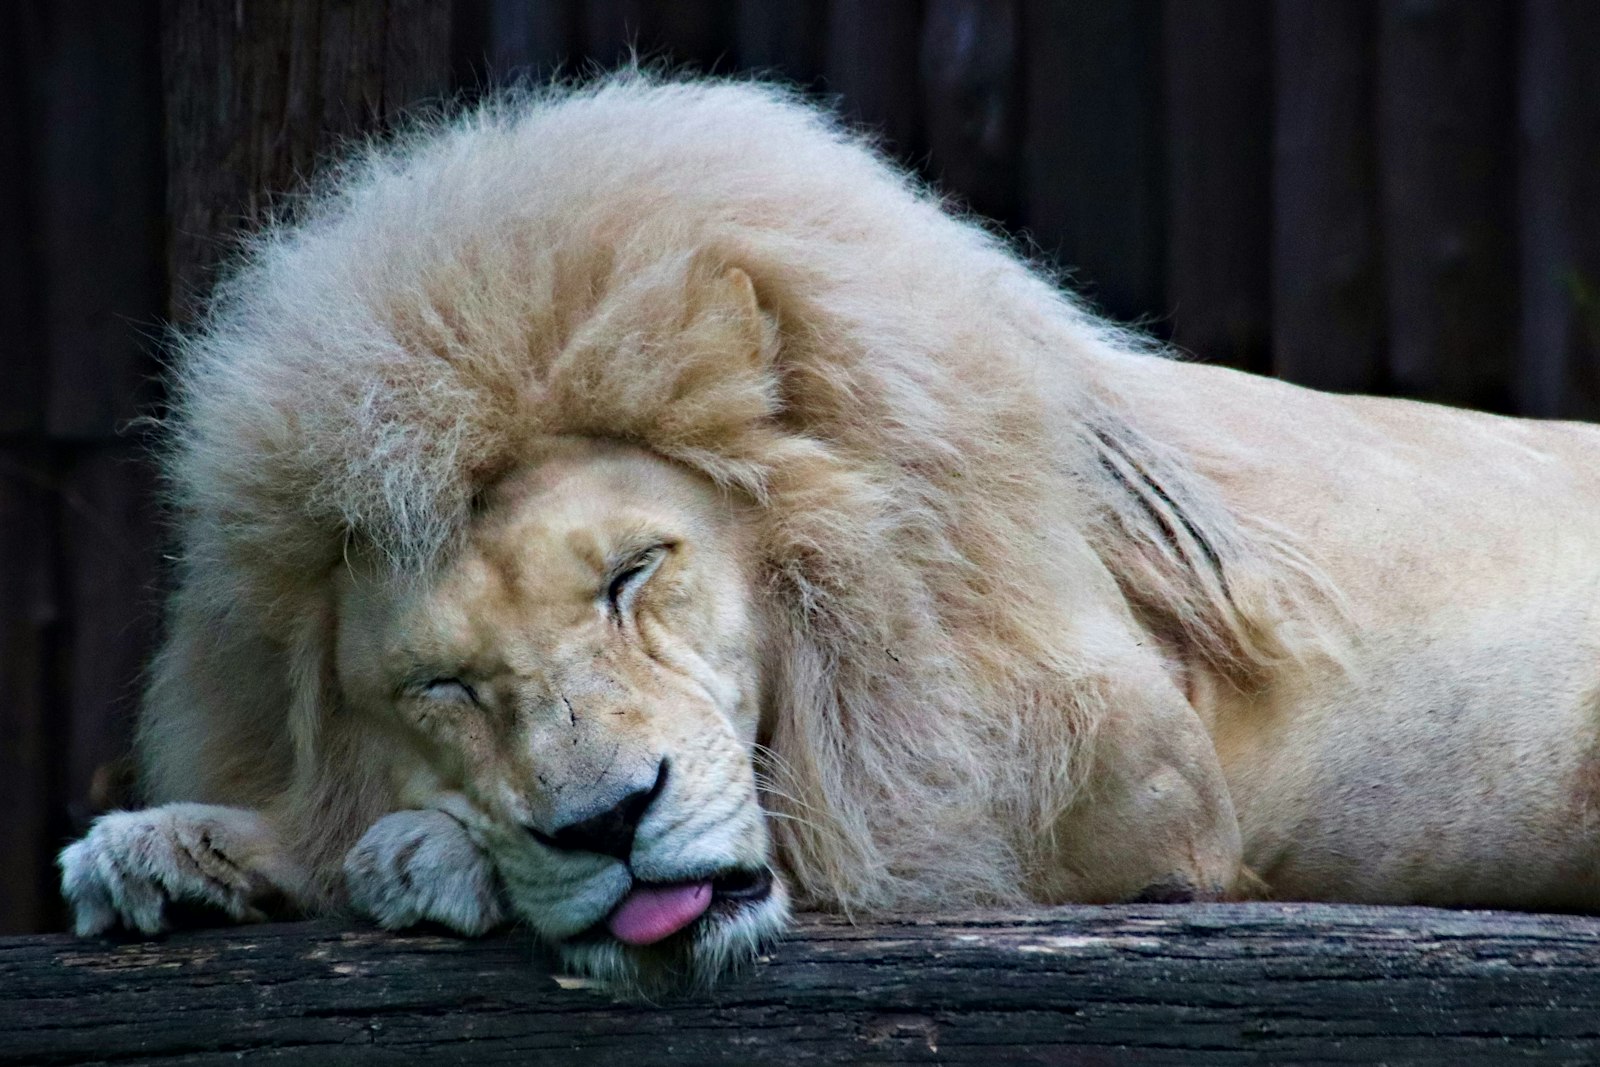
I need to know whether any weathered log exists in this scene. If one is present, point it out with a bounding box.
[5,904,1600,1064]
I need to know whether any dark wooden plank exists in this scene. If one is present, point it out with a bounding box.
[576,0,630,68]
[1270,1,1385,393]
[7,906,1600,1063]
[650,0,733,74]
[1020,0,1165,326]
[0,446,64,936]
[1163,0,1271,372]
[1376,0,1516,411]
[383,0,455,117]
[481,0,578,84]
[825,0,925,160]
[578,0,650,68]
[56,446,162,837]
[920,0,1020,224]
[577,0,729,73]
[450,0,494,93]
[23,1,164,440]
[1516,0,1600,419]
[163,0,306,323]
[316,1,389,136]
[162,0,455,324]
[3,0,162,939]
[732,0,829,89]
[0,1,44,438]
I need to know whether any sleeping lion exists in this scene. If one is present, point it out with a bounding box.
[60,76,1600,990]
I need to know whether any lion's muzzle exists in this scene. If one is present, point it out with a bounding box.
[513,755,779,949]
[523,757,669,860]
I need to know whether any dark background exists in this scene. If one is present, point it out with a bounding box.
[3,0,1598,935]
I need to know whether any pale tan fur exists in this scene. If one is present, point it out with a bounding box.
[60,75,1600,987]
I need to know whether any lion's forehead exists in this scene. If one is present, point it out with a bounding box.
[341,446,749,686]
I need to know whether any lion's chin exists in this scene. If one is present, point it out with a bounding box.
[549,876,791,996]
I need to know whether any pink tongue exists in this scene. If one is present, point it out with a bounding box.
[607,881,714,946]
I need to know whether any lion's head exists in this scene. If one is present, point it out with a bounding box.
[334,437,787,985]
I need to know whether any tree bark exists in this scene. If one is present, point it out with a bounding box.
[6,904,1600,1064]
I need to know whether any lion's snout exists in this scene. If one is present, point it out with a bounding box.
[523,757,668,861]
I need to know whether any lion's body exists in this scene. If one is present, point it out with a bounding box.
[1120,357,1600,907]
[59,77,1600,981]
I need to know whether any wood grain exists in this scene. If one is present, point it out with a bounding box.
[1377,0,1516,411]
[479,0,578,84]
[161,0,456,324]
[1164,0,1271,372]
[1021,0,1166,326]
[1516,0,1600,419]
[1271,1,1384,393]
[27,1,165,442]
[921,0,1020,223]
[56,446,162,827]
[5,905,1600,1064]
[0,446,63,936]
[733,0,828,89]
[826,0,925,159]
[0,0,44,439]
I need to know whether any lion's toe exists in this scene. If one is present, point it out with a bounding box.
[59,806,275,936]
[344,809,504,937]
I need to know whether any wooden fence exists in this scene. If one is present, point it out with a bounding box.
[2,0,1598,936]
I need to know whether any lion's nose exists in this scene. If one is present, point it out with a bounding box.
[528,758,668,861]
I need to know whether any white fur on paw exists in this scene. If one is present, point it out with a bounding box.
[59,805,276,937]
[344,810,505,937]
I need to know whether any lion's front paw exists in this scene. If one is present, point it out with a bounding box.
[59,804,296,937]
[343,809,505,937]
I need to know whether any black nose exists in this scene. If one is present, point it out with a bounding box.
[529,759,668,861]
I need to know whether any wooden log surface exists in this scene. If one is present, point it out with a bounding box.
[5,904,1600,1065]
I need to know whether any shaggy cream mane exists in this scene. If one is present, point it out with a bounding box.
[145,75,1328,914]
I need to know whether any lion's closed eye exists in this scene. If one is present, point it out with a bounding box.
[418,678,479,706]
[604,543,671,619]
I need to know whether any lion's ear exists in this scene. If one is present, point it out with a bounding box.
[684,263,778,374]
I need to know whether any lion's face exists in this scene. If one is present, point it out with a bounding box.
[335,438,787,988]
